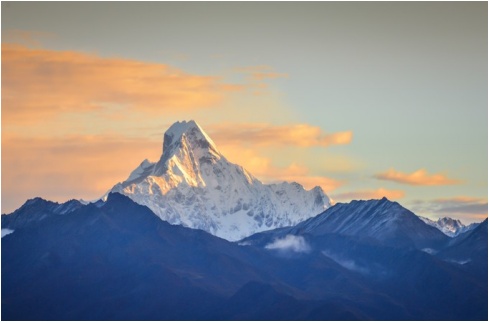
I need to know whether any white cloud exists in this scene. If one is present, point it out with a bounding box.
[322,250,369,274]
[447,259,471,265]
[265,234,311,253]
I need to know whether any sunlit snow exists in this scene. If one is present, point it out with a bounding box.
[110,120,332,241]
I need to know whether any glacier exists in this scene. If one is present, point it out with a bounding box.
[110,120,332,241]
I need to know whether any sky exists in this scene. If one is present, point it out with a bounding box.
[2,2,487,224]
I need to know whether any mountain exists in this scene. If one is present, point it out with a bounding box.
[1,193,254,320]
[1,197,83,230]
[239,198,487,320]
[3,194,486,320]
[218,281,367,320]
[419,216,479,237]
[0,193,400,320]
[243,198,449,250]
[110,120,332,241]
[437,219,488,278]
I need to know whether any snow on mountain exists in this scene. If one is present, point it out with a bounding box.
[110,120,332,241]
[419,216,478,237]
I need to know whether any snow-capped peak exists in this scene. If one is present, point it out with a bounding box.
[147,120,222,181]
[110,120,333,241]
[161,120,220,161]
[163,120,218,151]
[418,216,477,237]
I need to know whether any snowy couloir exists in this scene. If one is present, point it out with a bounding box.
[110,120,332,241]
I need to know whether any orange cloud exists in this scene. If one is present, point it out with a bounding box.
[2,134,162,213]
[2,43,241,125]
[331,188,405,202]
[374,168,460,186]
[209,123,353,147]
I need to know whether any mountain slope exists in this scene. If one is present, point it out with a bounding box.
[437,219,488,278]
[244,198,449,250]
[110,120,331,240]
[218,281,367,320]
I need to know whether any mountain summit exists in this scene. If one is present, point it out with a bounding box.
[241,198,449,250]
[289,198,450,249]
[418,216,478,237]
[153,120,221,178]
[111,120,332,240]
